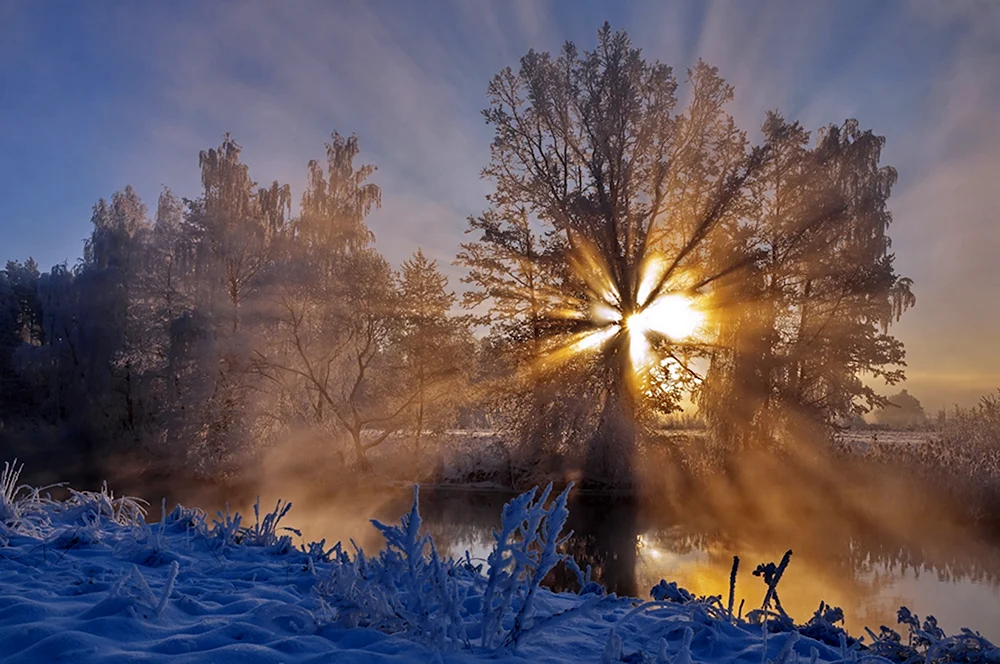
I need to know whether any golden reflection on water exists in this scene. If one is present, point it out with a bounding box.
[219,480,1000,645]
[632,529,1000,642]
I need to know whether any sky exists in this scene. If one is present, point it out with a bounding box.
[1,0,997,410]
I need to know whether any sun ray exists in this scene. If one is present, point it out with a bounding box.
[636,254,667,307]
[627,326,647,367]
[592,302,623,325]
[538,325,621,372]
[548,244,710,402]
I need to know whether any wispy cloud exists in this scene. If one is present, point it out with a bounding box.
[1,0,997,406]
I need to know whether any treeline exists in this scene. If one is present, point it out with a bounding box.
[0,134,475,480]
[0,25,916,488]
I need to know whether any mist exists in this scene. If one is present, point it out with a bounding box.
[2,1,1000,655]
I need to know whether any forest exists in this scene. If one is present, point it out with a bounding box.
[0,26,923,494]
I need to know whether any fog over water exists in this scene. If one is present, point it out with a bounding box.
[139,474,1000,644]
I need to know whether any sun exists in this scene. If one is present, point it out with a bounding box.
[626,294,704,343]
[623,254,706,371]
[545,243,707,390]
[625,292,705,371]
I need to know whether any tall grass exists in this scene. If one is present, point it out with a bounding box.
[852,390,1000,529]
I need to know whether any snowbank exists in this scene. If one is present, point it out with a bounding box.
[1,460,996,664]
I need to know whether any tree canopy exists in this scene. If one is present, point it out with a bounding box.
[461,23,914,484]
[0,24,916,490]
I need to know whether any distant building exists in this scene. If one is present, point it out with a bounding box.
[873,389,927,428]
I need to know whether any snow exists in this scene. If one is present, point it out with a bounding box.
[833,430,935,453]
[1,462,997,664]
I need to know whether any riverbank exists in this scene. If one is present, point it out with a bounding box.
[1,464,997,663]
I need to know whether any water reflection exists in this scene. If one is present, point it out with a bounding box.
[550,495,640,598]
[384,488,1000,643]
[632,526,1000,642]
[139,477,1000,644]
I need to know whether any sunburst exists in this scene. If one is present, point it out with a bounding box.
[541,240,707,398]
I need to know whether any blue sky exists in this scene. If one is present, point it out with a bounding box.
[1,0,998,408]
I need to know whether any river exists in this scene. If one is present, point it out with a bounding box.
[269,484,1000,643]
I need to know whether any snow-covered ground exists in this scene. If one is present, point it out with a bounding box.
[833,430,935,453]
[1,462,996,664]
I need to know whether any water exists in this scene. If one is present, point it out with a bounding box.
[343,487,1000,643]
[104,469,1000,645]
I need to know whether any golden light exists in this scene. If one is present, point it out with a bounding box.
[591,302,623,325]
[625,293,704,370]
[573,325,620,353]
[635,255,667,308]
[626,294,704,342]
[539,241,708,397]
[539,324,621,370]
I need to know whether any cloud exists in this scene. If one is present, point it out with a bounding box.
[3,0,996,406]
[639,0,1000,408]
[99,1,507,276]
[880,3,1000,409]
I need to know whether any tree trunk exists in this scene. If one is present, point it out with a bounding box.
[413,371,424,455]
[523,322,551,469]
[350,428,372,473]
[583,337,637,489]
[414,401,424,456]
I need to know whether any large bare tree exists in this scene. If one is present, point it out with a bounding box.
[465,24,915,486]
